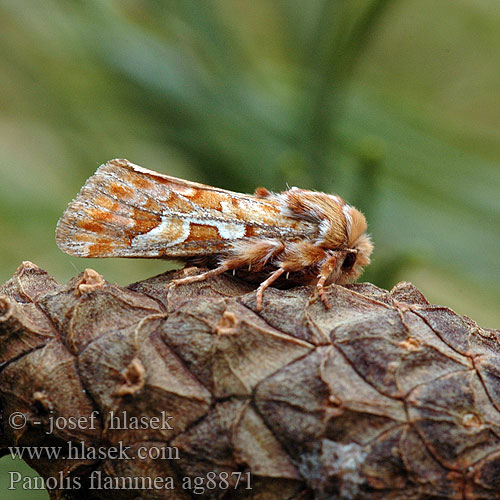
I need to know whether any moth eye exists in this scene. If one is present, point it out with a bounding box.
[342,252,356,271]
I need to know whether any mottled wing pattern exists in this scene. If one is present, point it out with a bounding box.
[56,159,313,258]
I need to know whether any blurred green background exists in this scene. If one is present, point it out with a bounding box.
[1,0,499,495]
[3,0,500,327]
[2,0,500,326]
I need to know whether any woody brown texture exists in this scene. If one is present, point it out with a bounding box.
[1,262,500,500]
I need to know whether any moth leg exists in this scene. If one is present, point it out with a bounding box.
[171,262,231,287]
[316,274,331,309]
[255,267,286,311]
[316,254,341,309]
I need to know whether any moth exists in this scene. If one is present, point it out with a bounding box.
[56,159,373,310]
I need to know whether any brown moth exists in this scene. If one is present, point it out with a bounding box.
[56,159,373,309]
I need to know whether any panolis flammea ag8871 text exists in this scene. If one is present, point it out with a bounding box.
[56,159,373,310]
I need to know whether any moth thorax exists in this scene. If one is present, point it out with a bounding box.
[318,208,348,248]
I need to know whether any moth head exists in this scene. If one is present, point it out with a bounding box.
[335,233,373,284]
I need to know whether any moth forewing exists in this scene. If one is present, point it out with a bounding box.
[55,159,314,259]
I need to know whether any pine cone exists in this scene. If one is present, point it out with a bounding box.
[1,261,499,499]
